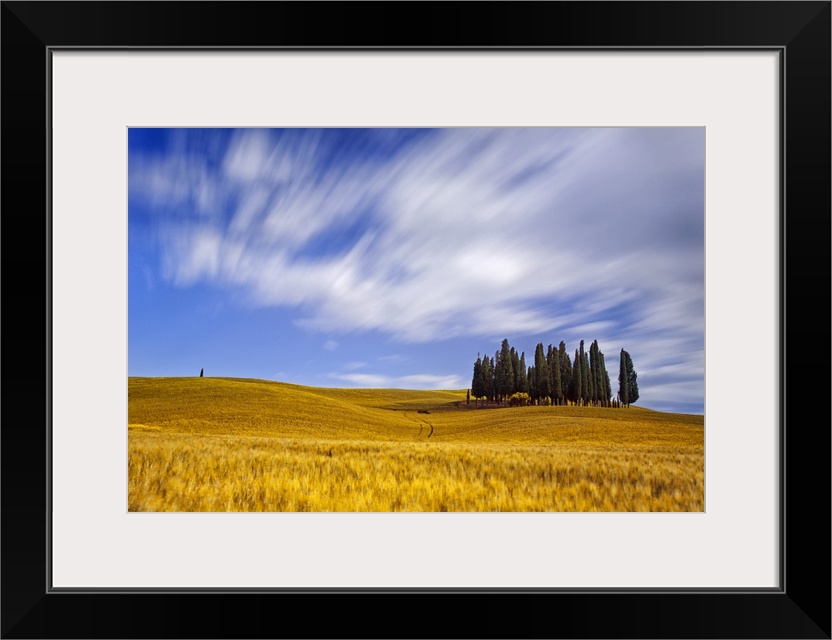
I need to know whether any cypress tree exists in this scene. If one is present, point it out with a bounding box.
[588,341,598,406]
[552,347,562,405]
[496,339,514,404]
[534,343,550,405]
[472,356,484,404]
[571,348,582,405]
[625,351,639,405]
[481,356,493,404]
[589,340,606,406]
[582,348,592,407]
[578,340,591,406]
[559,342,572,405]
[546,345,556,405]
[600,350,611,407]
[618,349,630,407]
[517,352,529,394]
[493,350,501,403]
[509,346,521,396]
[491,356,498,403]
[528,365,537,404]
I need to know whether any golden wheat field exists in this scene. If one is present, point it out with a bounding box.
[128,377,704,512]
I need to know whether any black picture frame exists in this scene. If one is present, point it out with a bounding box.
[2,2,829,638]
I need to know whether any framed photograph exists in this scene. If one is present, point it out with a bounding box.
[3,2,829,638]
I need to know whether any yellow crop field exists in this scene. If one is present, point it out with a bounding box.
[128,377,704,512]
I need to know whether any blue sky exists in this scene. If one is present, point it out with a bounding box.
[128,128,704,414]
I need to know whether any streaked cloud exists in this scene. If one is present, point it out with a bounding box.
[329,372,466,390]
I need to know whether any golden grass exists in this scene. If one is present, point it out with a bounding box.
[128,377,704,512]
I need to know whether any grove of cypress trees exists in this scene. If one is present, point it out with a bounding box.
[469,340,634,410]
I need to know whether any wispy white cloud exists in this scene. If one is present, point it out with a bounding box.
[378,354,406,363]
[328,372,466,390]
[328,372,391,387]
[398,374,466,389]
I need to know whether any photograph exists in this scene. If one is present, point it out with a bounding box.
[128,126,705,512]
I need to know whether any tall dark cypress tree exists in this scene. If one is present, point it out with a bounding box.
[534,343,550,405]
[548,344,562,405]
[481,355,493,404]
[624,351,639,405]
[510,346,522,396]
[559,342,572,405]
[571,348,582,405]
[493,350,501,403]
[618,349,630,407]
[496,339,514,404]
[578,340,591,406]
[528,365,537,404]
[491,355,498,403]
[472,355,483,404]
[582,348,592,407]
[588,340,598,406]
[630,371,639,405]
[517,352,529,394]
[604,369,612,407]
[599,349,611,407]
[589,340,606,407]
[546,344,555,405]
